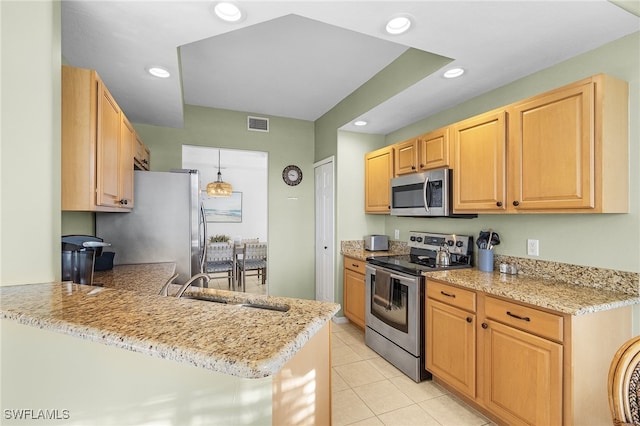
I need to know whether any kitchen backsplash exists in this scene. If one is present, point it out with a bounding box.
[342,240,638,296]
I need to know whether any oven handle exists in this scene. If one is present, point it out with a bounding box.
[423,176,431,212]
[368,266,419,285]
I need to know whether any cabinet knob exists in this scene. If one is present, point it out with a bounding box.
[466,317,472,323]
[513,200,520,207]
[496,201,503,207]
[481,323,488,329]
[419,164,425,169]
[411,166,416,170]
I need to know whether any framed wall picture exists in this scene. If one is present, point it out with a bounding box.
[203,192,242,223]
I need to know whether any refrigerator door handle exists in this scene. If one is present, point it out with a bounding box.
[200,204,207,274]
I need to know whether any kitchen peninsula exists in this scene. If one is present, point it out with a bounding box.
[0,268,339,425]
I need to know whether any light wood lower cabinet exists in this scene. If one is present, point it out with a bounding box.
[426,281,476,398]
[343,256,366,328]
[426,279,633,425]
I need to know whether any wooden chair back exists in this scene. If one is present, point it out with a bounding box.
[609,334,640,426]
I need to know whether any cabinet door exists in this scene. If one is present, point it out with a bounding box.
[120,117,135,208]
[96,80,122,208]
[364,146,393,214]
[426,298,476,398]
[135,135,150,170]
[343,268,365,328]
[509,82,594,210]
[452,110,507,212]
[394,139,418,176]
[482,319,563,426]
[453,111,506,212]
[419,127,449,171]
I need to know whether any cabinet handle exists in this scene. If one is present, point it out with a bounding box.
[506,311,530,322]
[466,317,472,323]
[352,264,359,268]
[440,291,456,298]
[119,199,129,205]
[496,201,503,207]
[513,200,520,207]
[482,323,488,329]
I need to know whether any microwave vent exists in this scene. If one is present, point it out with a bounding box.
[248,116,269,132]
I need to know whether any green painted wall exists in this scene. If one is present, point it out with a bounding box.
[1,0,61,285]
[134,105,316,299]
[382,32,640,274]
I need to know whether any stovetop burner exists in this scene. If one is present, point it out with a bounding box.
[366,231,474,276]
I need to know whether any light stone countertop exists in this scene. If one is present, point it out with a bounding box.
[93,262,176,294]
[424,269,640,316]
[0,265,340,379]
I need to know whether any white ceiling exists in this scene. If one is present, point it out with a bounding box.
[61,1,639,135]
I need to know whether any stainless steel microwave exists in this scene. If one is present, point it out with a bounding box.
[390,168,476,218]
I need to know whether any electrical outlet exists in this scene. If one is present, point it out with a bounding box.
[527,239,539,256]
[394,229,400,239]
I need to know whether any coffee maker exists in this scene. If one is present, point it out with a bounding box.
[61,235,111,285]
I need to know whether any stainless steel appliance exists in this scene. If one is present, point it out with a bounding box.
[365,231,473,382]
[364,235,389,251]
[390,168,476,218]
[96,170,207,285]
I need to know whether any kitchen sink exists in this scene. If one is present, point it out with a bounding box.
[179,294,290,312]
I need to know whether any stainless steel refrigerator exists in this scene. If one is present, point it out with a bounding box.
[96,169,206,284]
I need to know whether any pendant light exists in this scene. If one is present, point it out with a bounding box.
[206,150,233,197]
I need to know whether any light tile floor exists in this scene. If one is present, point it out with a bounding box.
[206,271,267,295]
[332,321,495,426]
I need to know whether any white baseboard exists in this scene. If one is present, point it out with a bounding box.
[332,316,349,324]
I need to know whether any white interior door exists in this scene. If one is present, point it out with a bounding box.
[314,157,335,303]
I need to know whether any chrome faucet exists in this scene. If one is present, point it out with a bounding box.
[158,273,179,296]
[174,273,211,298]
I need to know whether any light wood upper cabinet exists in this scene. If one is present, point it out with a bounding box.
[119,116,136,208]
[135,134,151,171]
[394,138,418,175]
[452,110,507,212]
[508,74,628,213]
[62,66,134,212]
[365,146,393,214]
[394,127,450,176]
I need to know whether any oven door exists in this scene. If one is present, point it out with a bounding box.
[365,264,422,356]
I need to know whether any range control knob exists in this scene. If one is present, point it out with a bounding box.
[416,237,423,243]
[447,240,454,246]
[409,236,416,241]
[456,241,464,247]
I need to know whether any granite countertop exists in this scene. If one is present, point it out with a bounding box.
[1,268,340,379]
[425,269,640,316]
[94,262,176,294]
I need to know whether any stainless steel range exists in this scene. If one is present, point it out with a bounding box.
[365,231,473,382]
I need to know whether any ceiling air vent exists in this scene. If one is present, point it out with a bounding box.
[248,116,269,132]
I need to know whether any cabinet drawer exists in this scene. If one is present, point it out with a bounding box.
[344,257,366,274]
[485,296,563,342]
[427,280,476,313]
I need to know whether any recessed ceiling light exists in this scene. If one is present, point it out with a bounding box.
[443,68,465,79]
[354,120,368,126]
[214,2,243,22]
[148,67,170,78]
[386,15,412,35]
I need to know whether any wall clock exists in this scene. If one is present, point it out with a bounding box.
[282,165,303,186]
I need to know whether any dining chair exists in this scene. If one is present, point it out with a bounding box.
[205,242,236,289]
[236,243,267,292]
[608,334,640,426]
